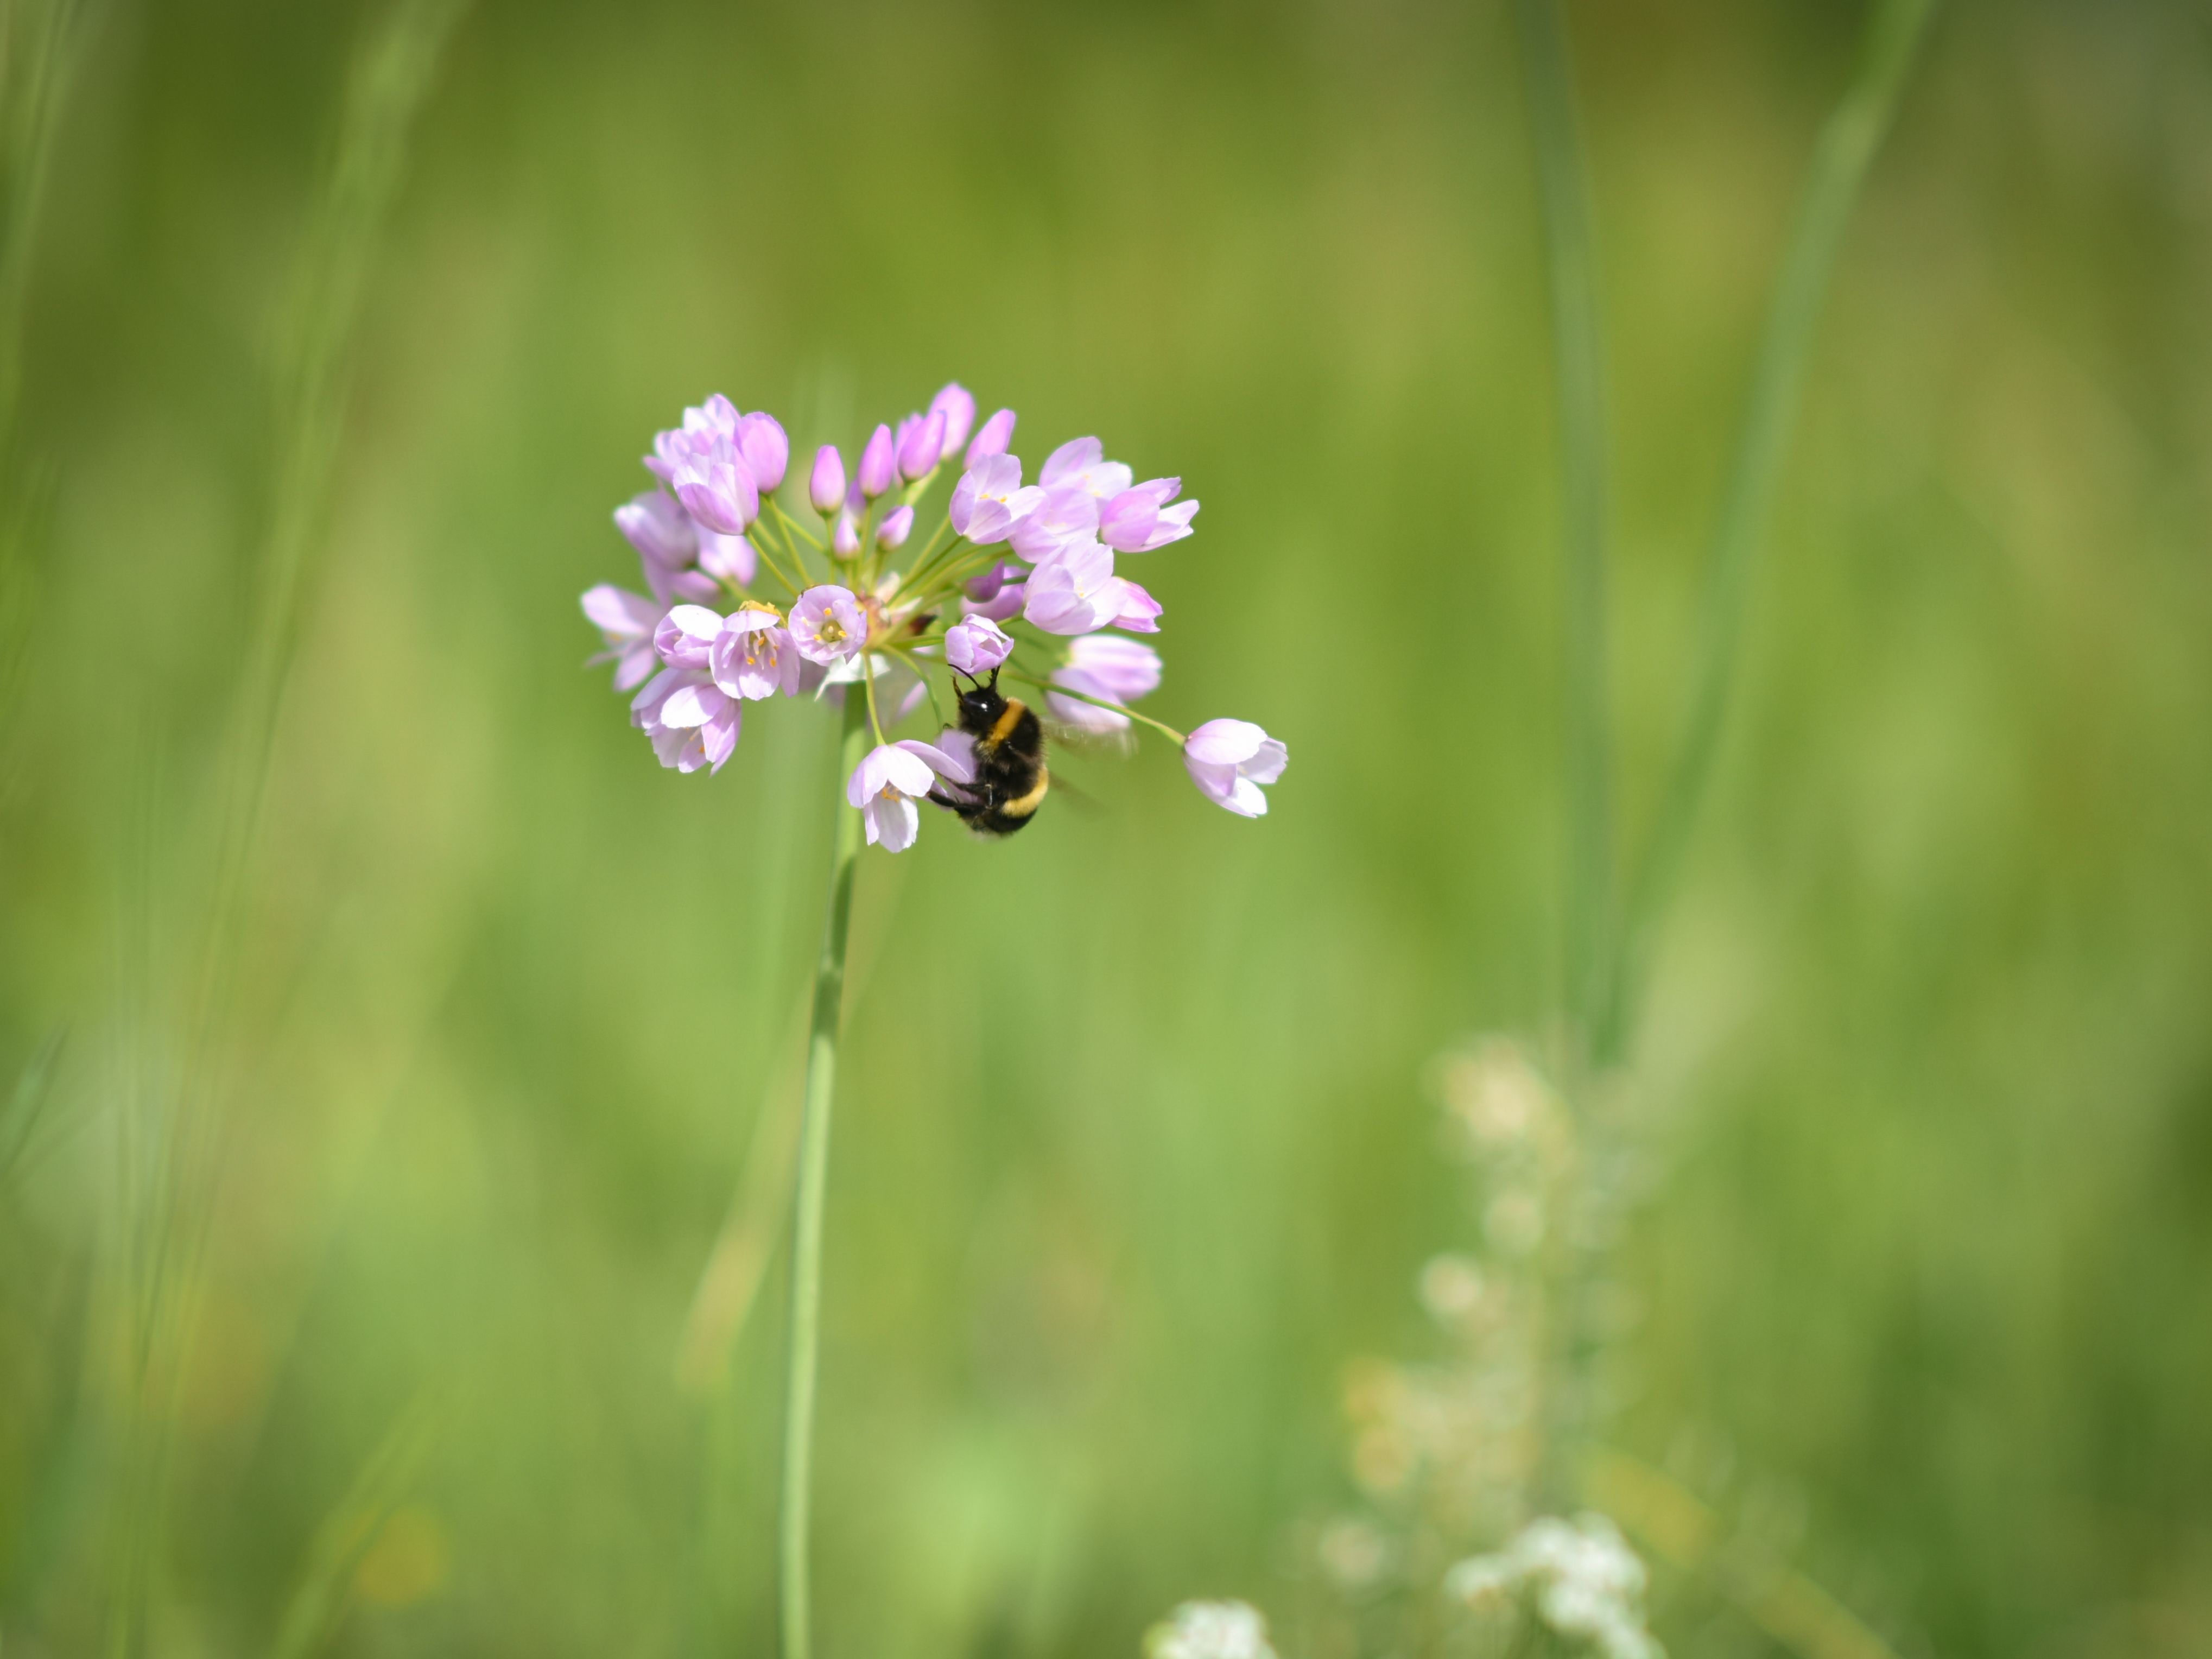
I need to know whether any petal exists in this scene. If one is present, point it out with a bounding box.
[659,682,728,729]
[895,737,975,785]
[1040,435,1102,486]
[1241,738,1289,786]
[1185,718,1269,765]
[582,584,661,638]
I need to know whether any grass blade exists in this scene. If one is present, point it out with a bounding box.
[0,1025,68,1195]
[1603,0,1938,1063]
[1512,0,1616,1079]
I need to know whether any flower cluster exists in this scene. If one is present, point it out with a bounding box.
[1447,1514,1663,1659]
[582,384,1286,847]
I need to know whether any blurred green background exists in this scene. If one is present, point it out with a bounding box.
[4,0,2211,1655]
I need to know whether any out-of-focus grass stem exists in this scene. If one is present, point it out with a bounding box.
[100,4,467,1655]
[1514,0,1618,1522]
[778,688,871,1659]
[1512,0,1615,1083]
[1601,0,1936,1065]
[0,0,84,723]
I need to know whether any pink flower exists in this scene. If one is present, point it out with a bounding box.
[668,434,759,536]
[858,423,897,499]
[1008,485,1101,563]
[965,407,1016,469]
[949,454,1044,546]
[1111,578,1162,633]
[929,383,975,464]
[647,397,761,536]
[643,394,739,484]
[711,609,803,699]
[898,410,946,481]
[1182,720,1288,817]
[1039,435,1134,501]
[1099,477,1199,552]
[832,508,861,560]
[614,490,718,604]
[1047,634,1161,732]
[789,585,867,664]
[876,504,915,552]
[581,584,664,692]
[736,411,788,493]
[631,667,742,774]
[809,445,846,515]
[1022,539,1126,635]
[653,603,725,670]
[945,615,1013,675]
[695,529,756,588]
[846,739,975,853]
[961,560,1027,622]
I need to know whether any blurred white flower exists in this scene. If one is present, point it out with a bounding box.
[1447,1512,1662,1659]
[1319,1516,1391,1587]
[1144,1601,1277,1659]
[1419,1253,1488,1327]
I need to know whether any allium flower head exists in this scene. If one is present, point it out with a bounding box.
[582,383,1282,850]
[1183,720,1289,817]
[789,585,868,664]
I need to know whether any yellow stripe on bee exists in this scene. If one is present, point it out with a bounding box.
[999,767,1049,819]
[985,698,1028,750]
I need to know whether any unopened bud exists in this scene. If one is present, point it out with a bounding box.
[809,445,846,516]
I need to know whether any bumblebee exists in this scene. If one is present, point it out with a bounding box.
[929,668,1049,836]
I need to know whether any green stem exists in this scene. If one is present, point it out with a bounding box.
[1001,670,1185,744]
[1513,0,1614,1081]
[778,685,871,1659]
[1600,0,1935,1066]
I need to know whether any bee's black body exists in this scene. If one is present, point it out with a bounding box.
[930,670,1049,836]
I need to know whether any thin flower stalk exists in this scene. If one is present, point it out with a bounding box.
[576,379,1291,1658]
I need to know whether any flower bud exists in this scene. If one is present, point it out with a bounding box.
[965,407,1016,470]
[898,410,945,481]
[809,445,846,516]
[858,423,896,499]
[833,511,861,560]
[929,383,975,464]
[876,504,915,552]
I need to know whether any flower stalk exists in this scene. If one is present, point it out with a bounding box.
[777,682,872,1659]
